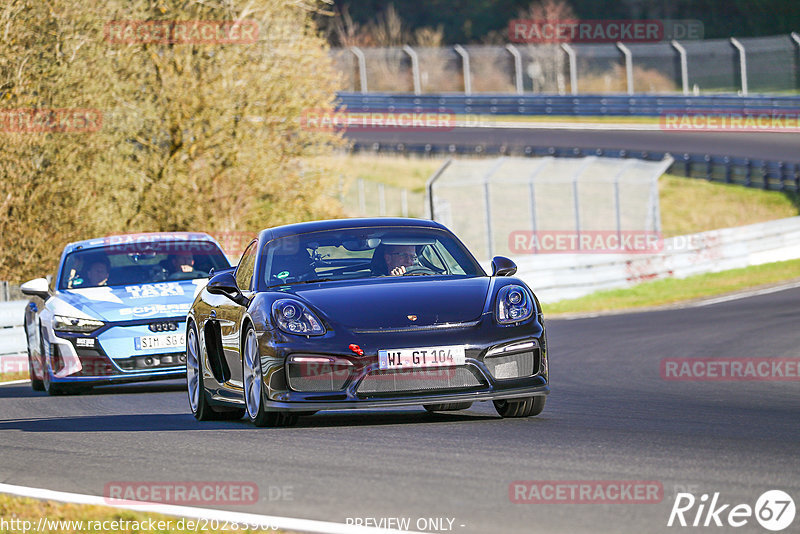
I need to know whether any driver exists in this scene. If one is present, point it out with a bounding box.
[85,259,110,287]
[167,251,195,275]
[382,245,417,276]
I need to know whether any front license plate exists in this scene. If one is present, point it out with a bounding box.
[134,334,185,350]
[378,345,466,370]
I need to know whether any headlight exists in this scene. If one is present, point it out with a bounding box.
[496,285,534,325]
[272,299,325,336]
[53,315,105,333]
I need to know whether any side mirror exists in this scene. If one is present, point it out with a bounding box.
[207,271,248,306]
[491,256,517,277]
[20,278,51,300]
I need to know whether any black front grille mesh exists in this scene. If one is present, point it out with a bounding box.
[115,353,186,371]
[484,350,538,380]
[357,366,485,395]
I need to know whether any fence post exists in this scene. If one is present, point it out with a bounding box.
[571,157,597,250]
[426,158,453,220]
[505,44,524,95]
[358,178,366,215]
[611,159,637,239]
[401,189,409,218]
[378,183,386,216]
[482,158,508,259]
[526,158,552,253]
[616,42,634,95]
[561,43,578,95]
[403,45,421,95]
[350,47,368,93]
[671,40,689,95]
[792,33,800,91]
[729,38,748,95]
[454,45,472,95]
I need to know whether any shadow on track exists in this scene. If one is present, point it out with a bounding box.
[0,381,185,398]
[0,408,503,433]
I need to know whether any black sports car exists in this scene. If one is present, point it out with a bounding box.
[187,218,549,426]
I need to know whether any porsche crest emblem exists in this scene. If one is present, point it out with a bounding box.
[407,315,418,321]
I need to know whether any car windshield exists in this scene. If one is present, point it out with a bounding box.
[259,226,485,289]
[58,241,230,289]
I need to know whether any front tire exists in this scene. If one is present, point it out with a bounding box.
[187,321,244,421]
[494,396,546,418]
[40,327,66,396]
[242,325,297,428]
[27,345,44,392]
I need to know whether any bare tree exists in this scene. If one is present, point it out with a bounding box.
[0,0,344,281]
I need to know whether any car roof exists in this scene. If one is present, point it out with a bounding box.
[258,218,447,241]
[63,232,220,255]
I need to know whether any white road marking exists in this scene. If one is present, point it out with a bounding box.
[452,119,798,133]
[0,483,423,534]
[454,120,662,131]
[0,379,31,386]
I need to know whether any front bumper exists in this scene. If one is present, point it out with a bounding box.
[46,319,187,385]
[259,384,549,412]
[208,312,549,412]
[48,367,185,386]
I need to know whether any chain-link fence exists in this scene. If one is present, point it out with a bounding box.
[333,33,800,95]
[339,178,426,219]
[428,156,672,261]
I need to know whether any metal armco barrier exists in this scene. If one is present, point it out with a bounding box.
[504,216,800,303]
[0,301,28,375]
[351,142,800,193]
[337,92,800,116]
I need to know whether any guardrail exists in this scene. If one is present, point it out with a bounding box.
[351,142,800,193]
[337,92,800,116]
[508,216,800,303]
[0,301,28,377]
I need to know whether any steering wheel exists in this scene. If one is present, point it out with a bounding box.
[402,266,435,276]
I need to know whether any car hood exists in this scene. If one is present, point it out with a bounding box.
[290,276,491,330]
[52,280,208,322]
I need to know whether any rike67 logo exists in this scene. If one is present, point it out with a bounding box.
[668,490,795,531]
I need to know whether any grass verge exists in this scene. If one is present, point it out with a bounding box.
[316,153,799,235]
[0,494,279,533]
[0,371,28,383]
[543,258,800,315]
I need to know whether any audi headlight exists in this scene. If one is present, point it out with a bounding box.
[53,315,105,333]
[496,285,534,325]
[272,299,325,336]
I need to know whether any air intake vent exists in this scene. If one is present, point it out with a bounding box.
[357,366,485,396]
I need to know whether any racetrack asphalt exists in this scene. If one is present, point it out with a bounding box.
[1,287,798,533]
[345,127,800,162]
